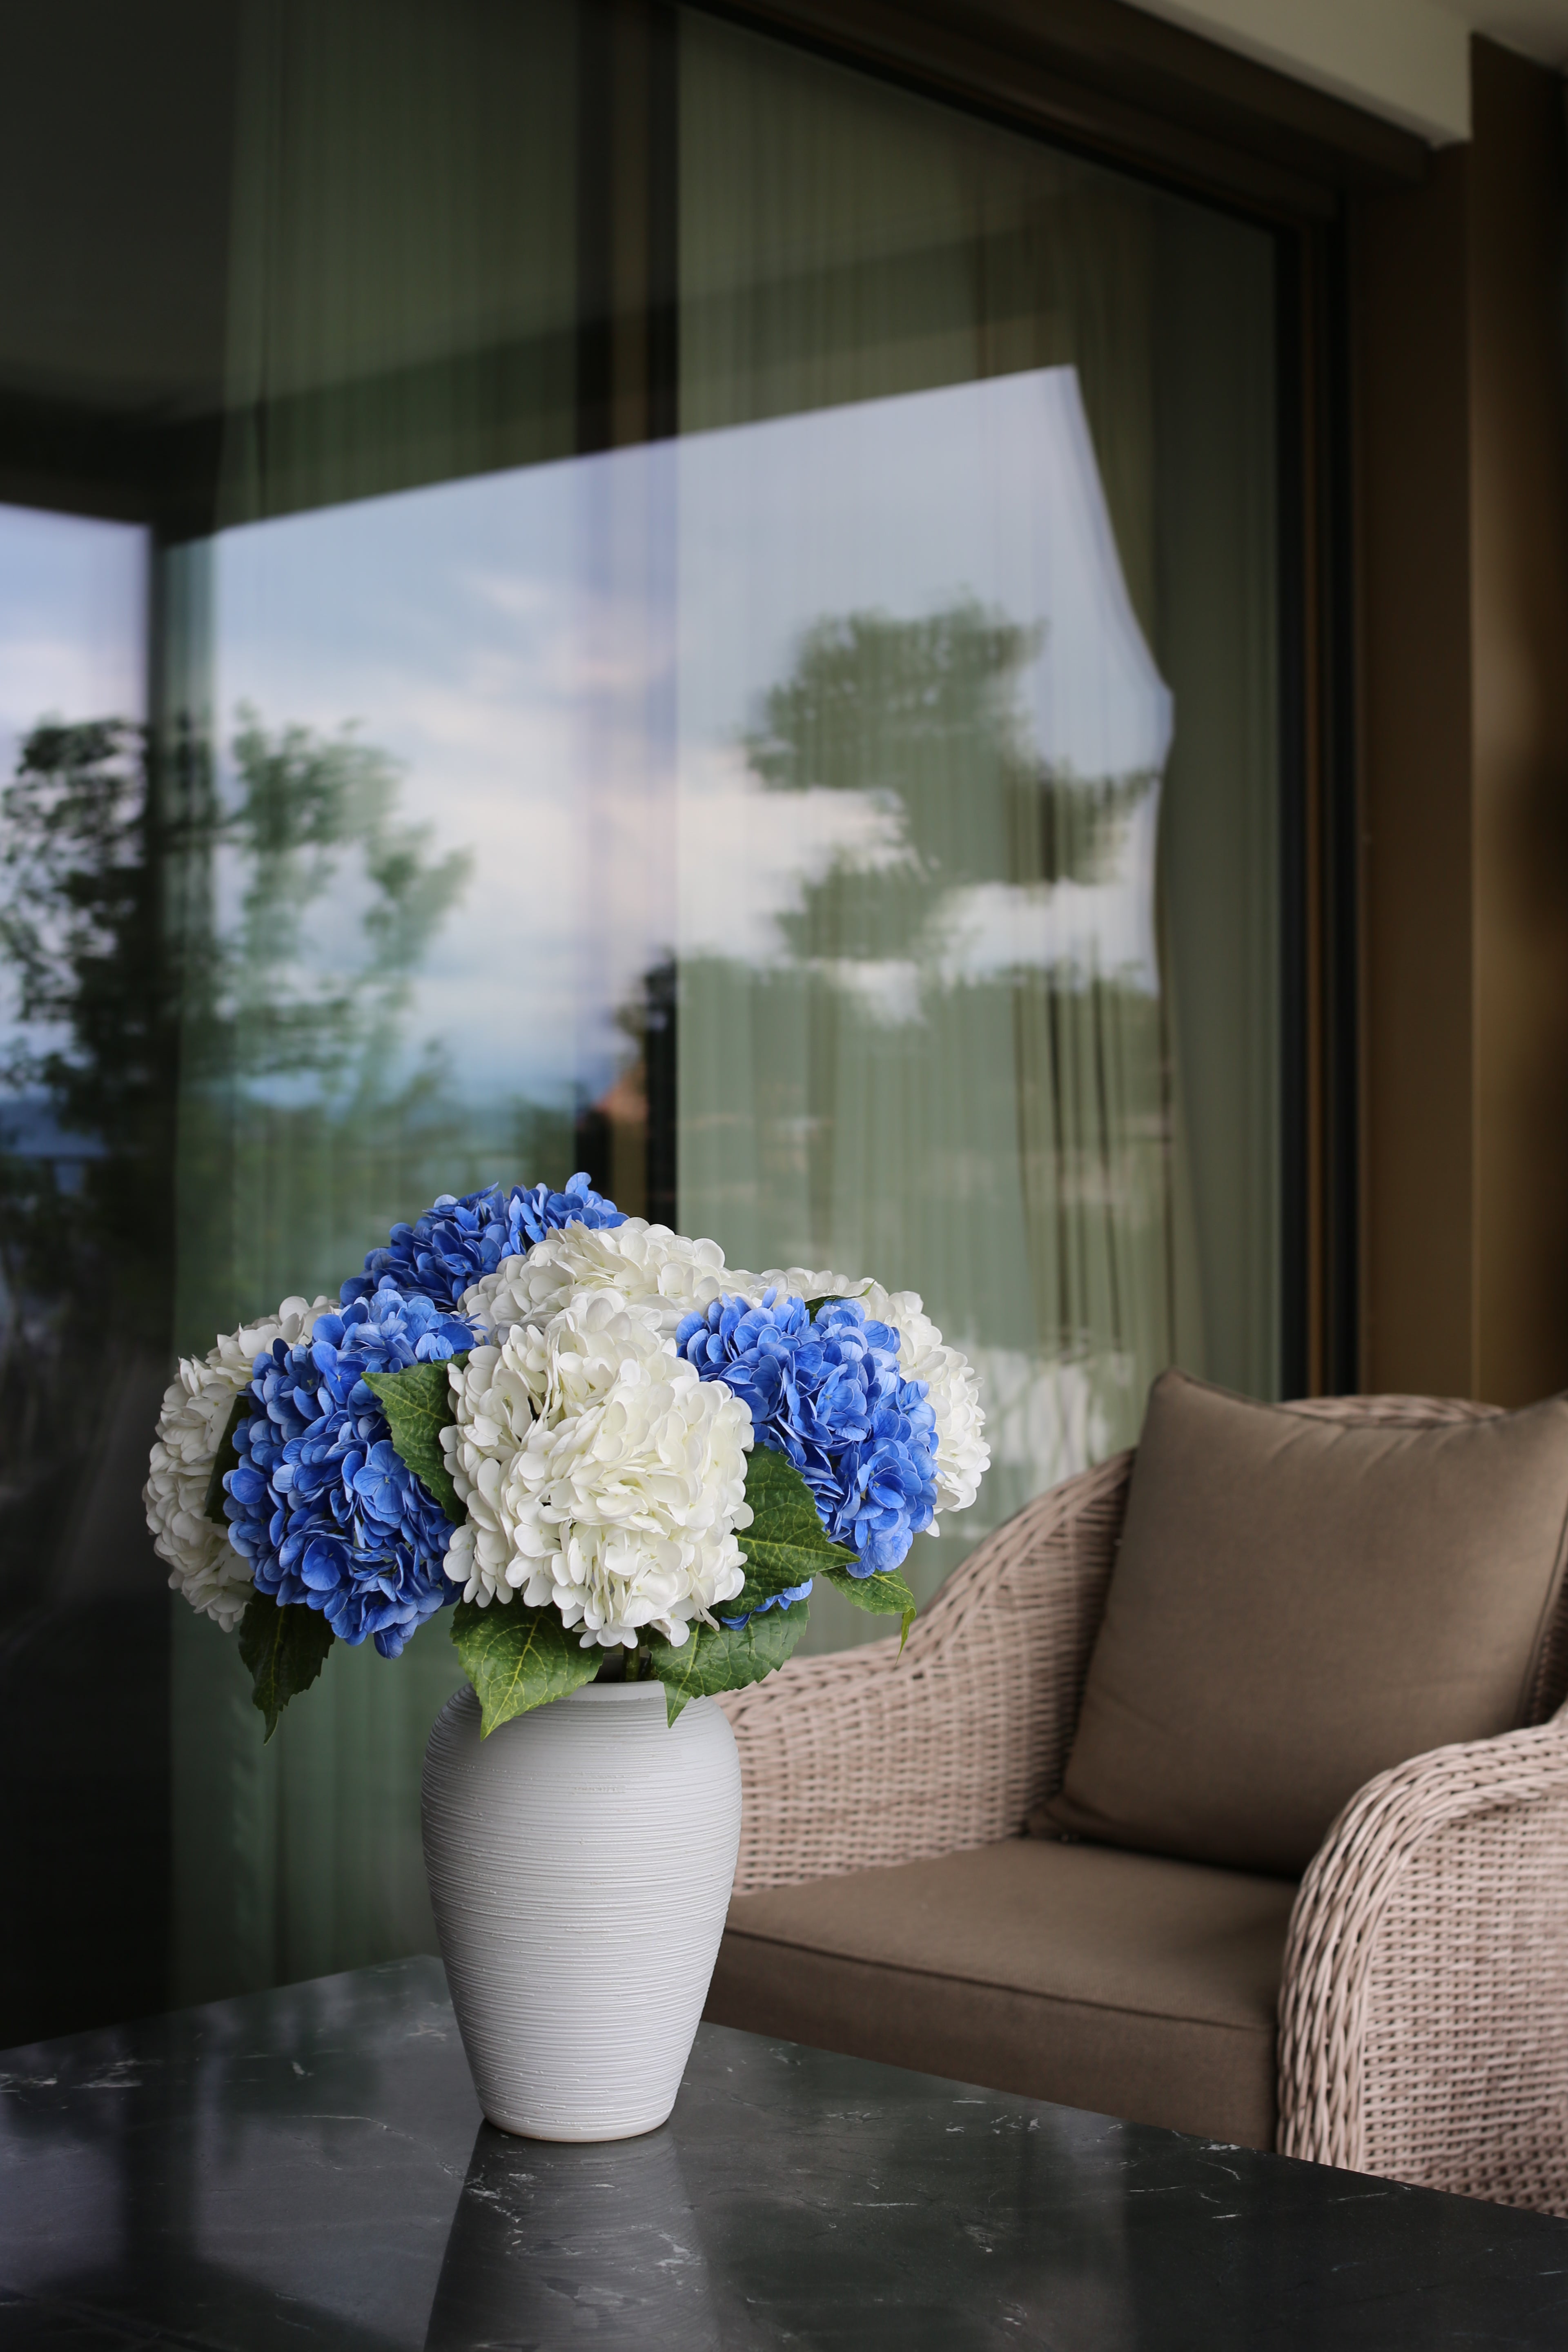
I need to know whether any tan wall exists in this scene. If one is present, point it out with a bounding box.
[1359,39,1568,1404]
[1127,0,1471,143]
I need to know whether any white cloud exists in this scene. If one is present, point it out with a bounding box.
[675,741,913,966]
[967,1342,1140,1490]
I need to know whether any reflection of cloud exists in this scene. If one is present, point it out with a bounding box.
[967,1343,1138,1490]
[456,568,553,625]
[925,878,1155,995]
[675,743,912,966]
[926,784,1159,997]
[0,637,140,740]
[805,956,924,1026]
[0,504,147,792]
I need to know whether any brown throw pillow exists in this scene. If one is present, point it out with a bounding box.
[1045,1370,1568,1877]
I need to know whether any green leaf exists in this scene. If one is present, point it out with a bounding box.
[805,1294,848,1323]
[364,1354,468,1524]
[822,1562,918,1651]
[203,1391,251,1526]
[452,1600,601,1735]
[737,1446,855,1617]
[238,1590,335,1741]
[645,1595,810,1723]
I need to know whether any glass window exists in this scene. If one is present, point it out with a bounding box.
[0,0,1285,2034]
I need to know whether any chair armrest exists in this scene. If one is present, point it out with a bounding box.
[717,1452,1132,1894]
[1277,1704,1568,2211]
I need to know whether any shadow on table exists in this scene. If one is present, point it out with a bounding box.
[426,2121,723,2351]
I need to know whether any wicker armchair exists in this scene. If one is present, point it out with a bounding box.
[715,1394,1568,2216]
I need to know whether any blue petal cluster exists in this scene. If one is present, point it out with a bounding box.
[341,1173,624,1311]
[677,1292,938,1614]
[717,1577,813,1630]
[224,1288,474,1658]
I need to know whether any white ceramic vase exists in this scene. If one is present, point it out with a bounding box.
[422,1677,742,2142]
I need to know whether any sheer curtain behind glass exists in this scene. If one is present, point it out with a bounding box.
[674,16,1277,1633]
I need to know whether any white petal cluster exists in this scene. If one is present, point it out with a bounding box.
[745,1264,990,1528]
[441,1287,752,1648]
[144,1295,334,1630]
[878,1294,991,1523]
[462,1218,732,1347]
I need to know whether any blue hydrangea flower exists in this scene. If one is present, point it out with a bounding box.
[508,1171,626,1253]
[677,1292,939,1617]
[341,1173,624,1311]
[224,1287,474,1657]
[718,1576,814,1631]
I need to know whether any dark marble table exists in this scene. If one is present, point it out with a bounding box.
[1,1957,1565,2349]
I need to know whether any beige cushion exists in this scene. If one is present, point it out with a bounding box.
[1047,1371,1568,1876]
[706,1838,1297,2148]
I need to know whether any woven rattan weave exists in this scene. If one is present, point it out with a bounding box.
[717,1394,1568,2214]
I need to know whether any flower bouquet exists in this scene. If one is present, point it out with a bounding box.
[146,1174,988,2138]
[146,1172,988,1733]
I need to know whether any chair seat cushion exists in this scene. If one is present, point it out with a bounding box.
[1046,1372,1568,1875]
[705,1837,1298,2149]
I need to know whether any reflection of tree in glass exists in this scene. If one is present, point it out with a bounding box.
[172,708,475,1347]
[679,599,1169,1547]
[0,710,473,1601]
[190,707,470,1102]
[744,600,1154,956]
[0,720,174,1596]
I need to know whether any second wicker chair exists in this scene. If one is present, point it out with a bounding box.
[706,1395,1568,2216]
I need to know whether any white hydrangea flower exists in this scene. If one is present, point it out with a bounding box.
[462,1218,733,1348]
[441,1286,752,1648]
[744,1264,874,1313]
[144,1295,334,1631]
[744,1264,990,1528]
[879,1295,991,1523]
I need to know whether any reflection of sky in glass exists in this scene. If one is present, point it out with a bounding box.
[0,504,147,783]
[0,502,147,1113]
[211,365,1170,1112]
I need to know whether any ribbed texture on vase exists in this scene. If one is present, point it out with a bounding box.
[423,1679,742,2141]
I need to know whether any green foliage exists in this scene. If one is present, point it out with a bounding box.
[645,1596,810,1723]
[203,1392,250,1526]
[171,704,475,1359]
[734,1444,855,1615]
[451,1600,600,1735]
[0,706,478,1595]
[238,1590,335,1741]
[822,1562,917,1650]
[364,1356,466,1523]
[218,708,472,1096]
[743,602,1156,910]
[0,722,181,1550]
[0,720,169,1163]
